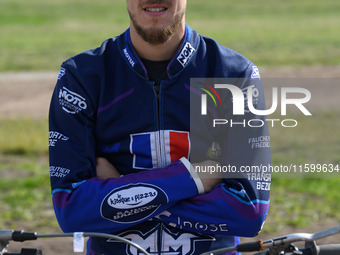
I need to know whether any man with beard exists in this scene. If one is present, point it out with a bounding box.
[49,0,271,254]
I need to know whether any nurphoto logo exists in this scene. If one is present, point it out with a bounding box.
[197,81,312,128]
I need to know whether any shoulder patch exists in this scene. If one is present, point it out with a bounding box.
[251,65,261,79]
[58,67,66,80]
[58,87,87,114]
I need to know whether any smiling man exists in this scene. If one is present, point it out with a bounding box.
[128,0,185,46]
[49,0,271,254]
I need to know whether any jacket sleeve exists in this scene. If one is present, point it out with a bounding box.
[155,64,271,237]
[49,64,204,234]
[154,171,270,238]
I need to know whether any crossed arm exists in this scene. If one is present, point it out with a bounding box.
[96,157,223,193]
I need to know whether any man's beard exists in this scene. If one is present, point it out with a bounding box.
[128,5,185,45]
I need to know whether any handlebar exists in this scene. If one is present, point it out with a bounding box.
[317,244,340,255]
[0,230,150,255]
[201,224,340,255]
[1,225,339,255]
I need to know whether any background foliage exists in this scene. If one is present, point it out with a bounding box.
[0,0,340,71]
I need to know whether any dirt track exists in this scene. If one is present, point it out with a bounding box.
[1,67,339,254]
[0,72,56,119]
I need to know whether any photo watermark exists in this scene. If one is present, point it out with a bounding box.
[189,78,339,180]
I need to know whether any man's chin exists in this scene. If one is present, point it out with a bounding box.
[135,25,174,45]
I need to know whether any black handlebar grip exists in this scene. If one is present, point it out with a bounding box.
[237,241,263,252]
[12,231,38,242]
[21,248,43,255]
[317,244,340,255]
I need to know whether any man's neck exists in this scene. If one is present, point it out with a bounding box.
[129,23,185,61]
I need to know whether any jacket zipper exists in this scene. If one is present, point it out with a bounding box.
[153,81,166,168]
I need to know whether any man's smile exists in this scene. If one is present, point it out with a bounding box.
[143,4,169,15]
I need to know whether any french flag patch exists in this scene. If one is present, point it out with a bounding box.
[130,130,190,169]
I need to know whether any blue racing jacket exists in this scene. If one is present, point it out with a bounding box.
[49,25,271,255]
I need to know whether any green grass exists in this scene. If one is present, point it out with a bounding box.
[267,178,340,233]
[1,0,340,71]
[269,111,340,165]
[0,155,57,231]
[187,0,340,66]
[0,118,48,155]
[0,0,129,71]
[0,113,339,233]
[0,118,53,230]
[265,110,340,232]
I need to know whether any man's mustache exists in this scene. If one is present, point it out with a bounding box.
[140,0,172,7]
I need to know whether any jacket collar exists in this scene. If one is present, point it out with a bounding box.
[118,24,200,80]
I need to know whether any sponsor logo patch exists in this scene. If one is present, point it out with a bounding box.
[251,65,261,79]
[58,87,87,114]
[177,42,196,67]
[107,224,214,255]
[123,47,136,68]
[49,166,71,178]
[207,142,221,160]
[101,183,168,223]
[248,136,271,149]
[242,85,259,112]
[58,67,66,80]
[49,131,69,147]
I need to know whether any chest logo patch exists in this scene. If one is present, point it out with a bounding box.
[177,42,196,67]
